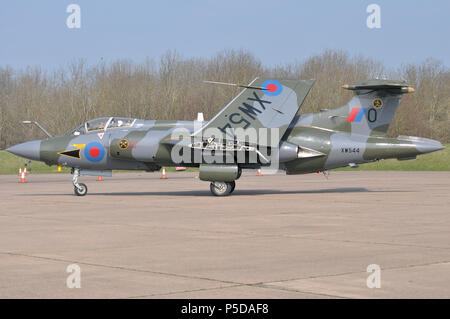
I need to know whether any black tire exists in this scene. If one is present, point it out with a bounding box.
[74,183,88,196]
[229,181,236,193]
[236,168,242,180]
[210,181,233,196]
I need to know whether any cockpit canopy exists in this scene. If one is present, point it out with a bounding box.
[69,117,136,135]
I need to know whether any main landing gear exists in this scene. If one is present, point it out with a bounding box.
[72,168,88,196]
[210,181,235,196]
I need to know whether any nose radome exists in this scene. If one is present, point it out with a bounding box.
[6,140,41,161]
[416,139,445,154]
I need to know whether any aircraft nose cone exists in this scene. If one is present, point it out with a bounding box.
[6,140,41,161]
[416,139,445,154]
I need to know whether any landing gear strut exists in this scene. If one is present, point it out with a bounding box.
[210,181,235,196]
[72,168,88,196]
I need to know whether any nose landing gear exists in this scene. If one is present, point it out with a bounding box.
[72,168,88,196]
[210,181,235,196]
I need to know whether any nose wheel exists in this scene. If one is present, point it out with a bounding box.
[74,183,88,196]
[72,168,88,196]
[210,181,235,196]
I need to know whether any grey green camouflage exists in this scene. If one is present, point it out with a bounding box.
[7,78,445,196]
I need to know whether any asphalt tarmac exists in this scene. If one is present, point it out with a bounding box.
[0,171,449,298]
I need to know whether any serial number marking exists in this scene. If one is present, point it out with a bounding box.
[219,92,272,135]
[341,147,360,153]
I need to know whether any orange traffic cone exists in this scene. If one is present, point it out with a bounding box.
[19,167,22,176]
[161,167,167,179]
[23,166,27,176]
[20,171,26,183]
[257,168,262,176]
[97,176,103,181]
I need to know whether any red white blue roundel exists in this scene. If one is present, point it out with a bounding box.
[84,142,105,162]
[262,80,282,96]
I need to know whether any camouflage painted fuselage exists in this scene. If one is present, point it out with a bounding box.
[10,117,444,176]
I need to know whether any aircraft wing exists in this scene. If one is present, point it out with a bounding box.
[193,78,315,147]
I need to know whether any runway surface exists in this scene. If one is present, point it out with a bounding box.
[0,171,449,298]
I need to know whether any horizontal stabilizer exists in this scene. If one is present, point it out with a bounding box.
[342,79,415,93]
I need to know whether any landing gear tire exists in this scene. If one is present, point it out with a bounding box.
[74,183,88,196]
[229,181,236,193]
[236,168,242,180]
[210,181,235,196]
[72,168,88,196]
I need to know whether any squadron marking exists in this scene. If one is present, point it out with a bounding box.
[119,139,129,150]
[347,108,365,122]
[373,98,383,109]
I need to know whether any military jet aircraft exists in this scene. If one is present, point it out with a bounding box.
[7,78,445,196]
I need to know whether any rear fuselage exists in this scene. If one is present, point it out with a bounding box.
[282,121,444,174]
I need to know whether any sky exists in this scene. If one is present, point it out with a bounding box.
[1,0,449,70]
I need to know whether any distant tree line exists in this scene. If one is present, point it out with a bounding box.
[0,49,448,148]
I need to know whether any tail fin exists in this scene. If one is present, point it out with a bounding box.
[194,78,315,145]
[304,79,414,136]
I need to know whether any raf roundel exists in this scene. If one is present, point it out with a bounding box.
[262,80,283,97]
[84,142,105,162]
